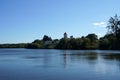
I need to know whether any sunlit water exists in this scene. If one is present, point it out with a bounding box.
[0,49,120,80]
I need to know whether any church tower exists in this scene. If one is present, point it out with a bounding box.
[64,32,67,39]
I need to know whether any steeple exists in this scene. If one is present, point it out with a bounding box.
[64,32,67,39]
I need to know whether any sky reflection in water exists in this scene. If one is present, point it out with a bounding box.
[0,49,120,80]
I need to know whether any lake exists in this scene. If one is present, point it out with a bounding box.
[0,49,120,80]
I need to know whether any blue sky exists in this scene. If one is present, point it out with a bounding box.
[0,0,120,43]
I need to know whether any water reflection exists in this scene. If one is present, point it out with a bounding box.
[23,52,54,68]
[102,53,120,61]
[63,51,68,68]
[61,50,120,74]
[62,51,120,62]
[0,49,120,80]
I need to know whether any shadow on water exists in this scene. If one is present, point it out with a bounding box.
[102,53,120,61]
[62,52,98,61]
[61,50,120,62]
[61,50,120,72]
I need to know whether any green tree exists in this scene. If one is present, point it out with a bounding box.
[99,38,110,50]
[99,34,117,50]
[86,33,98,42]
[81,38,91,49]
[106,14,120,50]
[42,35,52,41]
[86,34,99,49]
[55,38,70,49]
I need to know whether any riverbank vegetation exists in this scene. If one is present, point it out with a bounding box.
[0,15,120,50]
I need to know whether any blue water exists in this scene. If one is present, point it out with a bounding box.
[0,49,120,80]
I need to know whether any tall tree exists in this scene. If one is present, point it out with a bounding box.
[107,14,120,39]
[86,33,98,42]
[106,15,120,50]
[42,35,52,41]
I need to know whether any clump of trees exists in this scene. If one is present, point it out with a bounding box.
[26,35,59,49]
[99,14,120,50]
[55,34,99,50]
[0,43,27,48]
[0,14,120,50]
[26,33,99,50]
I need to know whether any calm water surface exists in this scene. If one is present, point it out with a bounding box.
[0,49,120,80]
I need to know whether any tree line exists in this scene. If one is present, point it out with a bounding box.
[0,15,120,50]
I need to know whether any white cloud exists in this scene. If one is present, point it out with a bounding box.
[92,22,106,28]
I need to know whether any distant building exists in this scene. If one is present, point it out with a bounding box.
[45,40,52,45]
[42,35,52,45]
[64,32,68,39]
